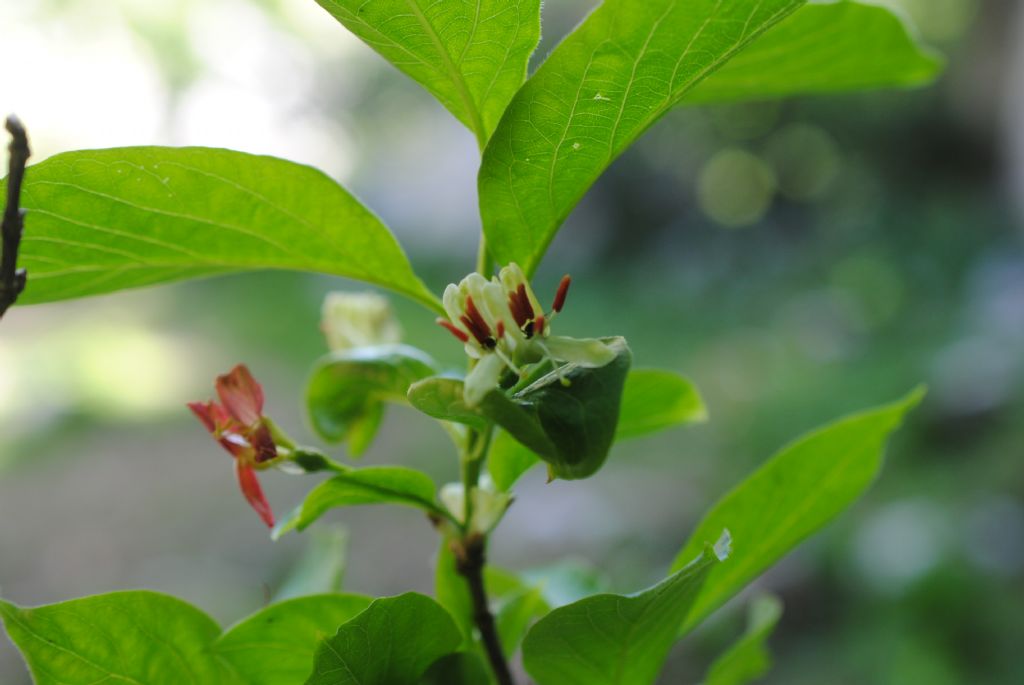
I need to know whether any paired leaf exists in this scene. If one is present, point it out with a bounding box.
[410,338,632,480]
[522,535,730,685]
[672,387,925,634]
[315,0,541,146]
[0,591,235,685]
[704,595,783,685]
[5,147,441,311]
[489,368,705,490]
[216,594,373,685]
[306,593,461,685]
[273,466,446,538]
[479,0,941,273]
[683,2,943,105]
[307,344,438,455]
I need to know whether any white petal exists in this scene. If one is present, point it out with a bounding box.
[544,336,617,367]
[463,353,505,407]
[442,283,463,323]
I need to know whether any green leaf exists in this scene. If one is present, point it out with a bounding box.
[522,534,730,685]
[617,369,706,439]
[412,338,632,480]
[406,375,495,431]
[273,527,349,601]
[672,387,925,634]
[683,2,943,105]
[216,594,372,685]
[307,344,438,455]
[0,591,237,684]
[305,593,462,685]
[7,147,441,312]
[489,367,704,490]
[479,0,940,273]
[419,652,492,685]
[315,0,541,147]
[704,595,783,685]
[273,466,446,538]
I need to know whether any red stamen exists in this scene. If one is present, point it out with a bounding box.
[496,320,506,338]
[437,318,469,343]
[552,275,571,313]
[535,314,545,336]
[516,284,535,319]
[461,297,495,347]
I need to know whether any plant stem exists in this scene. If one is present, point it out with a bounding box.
[455,533,515,685]
[1,115,30,320]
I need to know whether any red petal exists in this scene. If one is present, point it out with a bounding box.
[188,400,232,435]
[216,364,264,425]
[188,401,218,433]
[235,461,275,528]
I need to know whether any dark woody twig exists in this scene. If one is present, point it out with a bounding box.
[0,114,30,320]
[454,534,516,685]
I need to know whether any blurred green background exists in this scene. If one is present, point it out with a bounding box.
[2,0,1023,683]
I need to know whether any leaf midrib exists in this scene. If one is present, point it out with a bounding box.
[404,0,488,148]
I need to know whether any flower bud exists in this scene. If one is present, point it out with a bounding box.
[440,475,511,534]
[321,291,402,351]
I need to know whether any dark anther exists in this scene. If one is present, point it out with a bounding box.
[552,275,571,313]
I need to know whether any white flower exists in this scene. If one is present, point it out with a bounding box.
[437,263,617,406]
[440,475,511,533]
[321,292,402,351]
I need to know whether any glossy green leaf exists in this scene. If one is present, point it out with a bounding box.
[307,344,438,455]
[479,0,940,273]
[672,387,925,634]
[684,2,943,105]
[273,527,349,601]
[305,592,462,685]
[273,466,447,538]
[216,594,373,685]
[489,367,704,490]
[0,591,237,684]
[6,147,441,311]
[704,595,783,685]
[522,535,730,685]
[419,652,492,685]
[315,0,541,147]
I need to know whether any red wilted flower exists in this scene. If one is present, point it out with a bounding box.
[188,364,277,527]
